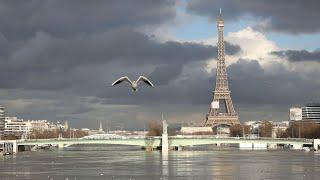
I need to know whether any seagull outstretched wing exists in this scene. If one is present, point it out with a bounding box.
[112,76,132,86]
[137,76,154,87]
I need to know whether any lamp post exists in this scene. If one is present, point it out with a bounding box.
[242,126,245,138]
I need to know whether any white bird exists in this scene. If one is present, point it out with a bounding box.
[111,76,154,92]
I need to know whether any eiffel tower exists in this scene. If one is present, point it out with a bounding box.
[203,9,240,128]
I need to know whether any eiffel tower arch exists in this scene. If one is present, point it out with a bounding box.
[203,10,240,129]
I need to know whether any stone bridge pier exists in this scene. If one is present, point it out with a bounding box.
[57,143,65,149]
[314,139,320,150]
[1,140,18,154]
[161,120,169,153]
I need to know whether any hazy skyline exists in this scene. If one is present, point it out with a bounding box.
[0,0,319,129]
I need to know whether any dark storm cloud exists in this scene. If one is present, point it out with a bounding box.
[228,60,320,105]
[0,0,176,40]
[271,50,320,62]
[228,60,315,104]
[149,64,183,85]
[106,59,320,107]
[186,0,320,34]
[0,26,240,90]
[147,41,240,85]
[0,0,180,92]
[224,42,241,55]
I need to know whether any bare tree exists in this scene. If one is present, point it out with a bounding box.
[147,121,162,136]
[62,129,88,138]
[259,121,273,137]
[230,124,251,137]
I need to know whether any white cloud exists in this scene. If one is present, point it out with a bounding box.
[227,27,278,61]
[200,27,284,72]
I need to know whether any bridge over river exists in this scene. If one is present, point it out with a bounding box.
[2,136,318,154]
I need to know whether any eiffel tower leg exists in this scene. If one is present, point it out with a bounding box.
[225,99,235,114]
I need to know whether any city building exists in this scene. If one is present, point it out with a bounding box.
[272,121,289,138]
[244,121,261,130]
[49,121,69,131]
[27,120,50,131]
[83,121,106,135]
[302,103,320,123]
[3,116,69,138]
[4,117,31,138]
[0,106,5,136]
[181,127,213,135]
[244,120,289,138]
[25,120,68,132]
[289,107,302,121]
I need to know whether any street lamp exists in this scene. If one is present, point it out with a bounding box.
[242,126,244,138]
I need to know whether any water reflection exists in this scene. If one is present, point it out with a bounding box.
[0,146,320,179]
[161,152,169,179]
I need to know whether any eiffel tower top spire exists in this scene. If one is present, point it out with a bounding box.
[217,8,224,27]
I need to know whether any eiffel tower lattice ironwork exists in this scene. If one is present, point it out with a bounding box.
[203,9,240,127]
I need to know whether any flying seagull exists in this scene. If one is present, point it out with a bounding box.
[111,76,154,91]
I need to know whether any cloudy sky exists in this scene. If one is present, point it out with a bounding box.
[0,0,319,129]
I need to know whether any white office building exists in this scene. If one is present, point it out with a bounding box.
[289,107,302,121]
[302,103,320,123]
[4,117,69,138]
[4,117,31,138]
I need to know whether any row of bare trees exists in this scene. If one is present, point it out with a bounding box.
[0,134,18,140]
[230,121,320,138]
[147,120,275,137]
[147,120,274,137]
[30,129,88,139]
[230,121,273,137]
[277,122,320,138]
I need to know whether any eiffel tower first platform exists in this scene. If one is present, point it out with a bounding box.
[203,10,240,128]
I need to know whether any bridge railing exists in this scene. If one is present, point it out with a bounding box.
[17,138,81,142]
[170,135,313,142]
[18,136,160,142]
[17,136,313,143]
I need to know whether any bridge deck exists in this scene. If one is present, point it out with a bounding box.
[15,136,313,148]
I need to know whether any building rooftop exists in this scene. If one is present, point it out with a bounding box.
[305,103,320,107]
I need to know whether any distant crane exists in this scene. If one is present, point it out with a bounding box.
[111,76,154,92]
